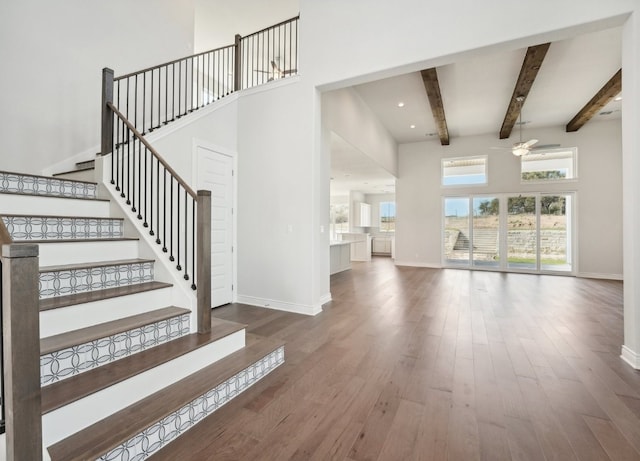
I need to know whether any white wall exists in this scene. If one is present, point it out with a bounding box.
[0,0,196,175]
[147,97,239,186]
[194,0,299,52]
[234,78,326,315]
[323,88,398,177]
[395,120,622,277]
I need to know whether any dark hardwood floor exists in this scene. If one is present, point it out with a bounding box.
[152,257,640,460]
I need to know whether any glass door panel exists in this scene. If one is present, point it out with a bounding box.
[540,194,572,272]
[444,198,470,266]
[507,196,537,270]
[472,197,499,268]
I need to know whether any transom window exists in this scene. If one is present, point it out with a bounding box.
[521,148,577,182]
[442,156,487,186]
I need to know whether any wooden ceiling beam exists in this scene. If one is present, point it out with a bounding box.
[566,69,622,132]
[420,68,450,146]
[499,43,551,139]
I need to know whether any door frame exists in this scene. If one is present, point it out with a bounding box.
[192,138,238,305]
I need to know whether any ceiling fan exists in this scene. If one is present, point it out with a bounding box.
[495,96,559,156]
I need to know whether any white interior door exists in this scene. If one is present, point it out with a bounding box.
[195,145,234,307]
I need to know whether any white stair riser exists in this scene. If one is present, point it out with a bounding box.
[42,330,246,447]
[40,287,174,337]
[38,240,139,266]
[0,194,111,218]
[4,216,123,241]
[41,314,190,386]
[53,169,96,183]
[39,261,154,299]
[0,172,97,199]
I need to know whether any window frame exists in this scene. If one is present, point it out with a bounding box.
[379,201,396,233]
[520,147,578,184]
[441,155,488,187]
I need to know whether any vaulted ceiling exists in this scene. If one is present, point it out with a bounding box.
[330,26,622,196]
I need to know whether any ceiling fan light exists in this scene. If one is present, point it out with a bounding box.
[512,146,529,156]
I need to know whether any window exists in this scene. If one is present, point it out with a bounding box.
[329,203,349,240]
[442,156,487,186]
[379,202,396,232]
[521,148,577,182]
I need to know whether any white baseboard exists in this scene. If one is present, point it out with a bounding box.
[394,260,442,269]
[319,293,332,306]
[621,345,640,369]
[236,295,322,316]
[578,272,623,281]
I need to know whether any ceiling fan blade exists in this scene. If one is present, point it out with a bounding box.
[523,139,539,148]
[530,143,561,150]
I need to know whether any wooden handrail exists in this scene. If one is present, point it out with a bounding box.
[107,102,198,200]
[114,44,236,81]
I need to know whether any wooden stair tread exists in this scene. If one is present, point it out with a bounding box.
[41,317,247,415]
[16,237,137,244]
[40,258,154,273]
[47,336,283,461]
[40,306,190,355]
[39,281,172,311]
[52,166,95,177]
[0,169,97,185]
[1,213,120,220]
[0,191,108,202]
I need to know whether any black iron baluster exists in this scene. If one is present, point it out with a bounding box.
[177,60,181,118]
[142,146,147,224]
[134,74,138,132]
[158,67,162,129]
[125,127,130,201]
[131,139,136,212]
[190,57,194,112]
[142,72,146,134]
[183,191,188,279]
[169,176,174,261]
[191,199,196,289]
[176,186,181,270]
[148,148,153,234]
[110,112,115,185]
[162,168,167,251]
[155,158,160,242]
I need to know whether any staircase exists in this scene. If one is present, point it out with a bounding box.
[0,170,284,460]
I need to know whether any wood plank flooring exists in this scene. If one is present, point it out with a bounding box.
[153,257,640,460]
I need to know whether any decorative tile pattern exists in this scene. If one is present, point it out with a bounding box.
[40,314,190,386]
[0,171,97,198]
[39,261,154,299]
[98,346,285,461]
[2,216,123,241]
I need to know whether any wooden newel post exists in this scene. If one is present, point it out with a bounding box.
[101,67,114,156]
[2,244,42,461]
[234,34,242,92]
[196,190,212,334]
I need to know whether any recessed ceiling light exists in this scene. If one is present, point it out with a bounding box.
[397,102,405,108]
[410,124,416,129]
[426,132,437,137]
[614,96,623,101]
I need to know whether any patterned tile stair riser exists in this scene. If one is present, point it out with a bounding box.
[2,216,123,241]
[40,314,190,386]
[0,171,97,199]
[39,261,154,299]
[98,346,285,461]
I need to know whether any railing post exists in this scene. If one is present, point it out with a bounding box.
[196,190,211,334]
[234,34,242,92]
[1,244,41,461]
[101,67,114,156]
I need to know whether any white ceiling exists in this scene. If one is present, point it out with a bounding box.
[330,25,622,197]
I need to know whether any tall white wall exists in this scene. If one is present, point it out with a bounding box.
[0,0,195,175]
[323,88,398,177]
[396,120,622,278]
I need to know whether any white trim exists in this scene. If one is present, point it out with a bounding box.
[192,141,238,307]
[578,272,623,281]
[394,261,442,269]
[236,295,322,316]
[319,293,332,306]
[621,345,640,369]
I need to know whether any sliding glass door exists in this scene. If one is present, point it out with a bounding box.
[443,193,574,274]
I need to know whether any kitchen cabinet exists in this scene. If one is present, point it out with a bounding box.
[353,202,371,227]
[372,237,392,255]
